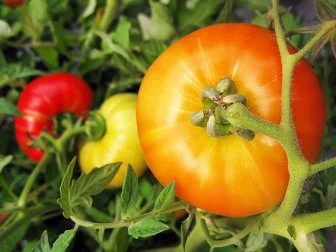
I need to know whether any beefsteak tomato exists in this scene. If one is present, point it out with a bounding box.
[15,73,93,162]
[137,24,326,217]
[79,94,147,189]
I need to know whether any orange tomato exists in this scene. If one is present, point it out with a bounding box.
[136,24,326,217]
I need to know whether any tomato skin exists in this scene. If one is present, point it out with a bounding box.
[4,0,24,8]
[15,73,93,162]
[137,24,326,217]
[79,94,147,189]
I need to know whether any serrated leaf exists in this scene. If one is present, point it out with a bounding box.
[180,213,194,251]
[155,213,171,222]
[59,162,121,218]
[314,0,336,21]
[35,47,59,70]
[30,0,49,24]
[176,0,225,32]
[154,181,175,211]
[310,34,331,62]
[128,218,169,238]
[139,40,166,65]
[51,227,78,252]
[57,157,77,218]
[245,231,268,252]
[0,64,43,87]
[247,0,271,11]
[0,155,13,174]
[216,0,234,23]
[21,0,49,40]
[0,223,29,252]
[121,165,139,218]
[80,0,97,20]
[0,20,12,38]
[32,231,51,252]
[138,0,175,41]
[0,98,21,116]
[112,19,131,50]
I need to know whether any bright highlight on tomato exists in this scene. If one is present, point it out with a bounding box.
[137,24,326,217]
[79,94,147,189]
[15,73,93,162]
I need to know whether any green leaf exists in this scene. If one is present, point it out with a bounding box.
[0,51,7,68]
[97,228,105,241]
[57,157,77,218]
[35,47,59,70]
[58,158,121,218]
[0,223,29,252]
[180,213,194,251]
[176,0,225,32]
[29,0,49,24]
[32,231,51,252]
[128,218,169,238]
[247,0,271,11]
[112,19,131,50]
[216,0,234,23]
[111,228,129,252]
[0,98,21,116]
[0,155,13,174]
[51,227,78,252]
[121,165,139,218]
[245,231,268,252]
[0,64,43,87]
[139,40,167,65]
[50,22,70,55]
[80,0,97,20]
[0,20,12,38]
[154,181,175,211]
[314,0,336,21]
[138,0,175,41]
[21,0,49,40]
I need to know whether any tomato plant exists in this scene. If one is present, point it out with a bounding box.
[4,0,24,8]
[79,93,147,188]
[137,23,326,217]
[15,73,93,162]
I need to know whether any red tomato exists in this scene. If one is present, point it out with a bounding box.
[4,0,24,8]
[137,24,326,217]
[15,73,93,162]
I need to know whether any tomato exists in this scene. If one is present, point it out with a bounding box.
[79,94,147,189]
[15,73,93,162]
[4,0,24,8]
[137,24,326,217]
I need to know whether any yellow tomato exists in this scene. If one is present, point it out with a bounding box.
[79,94,147,188]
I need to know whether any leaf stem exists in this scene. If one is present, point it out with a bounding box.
[292,208,336,233]
[17,153,52,208]
[99,0,120,32]
[292,21,336,63]
[0,204,59,241]
[309,157,336,176]
[70,201,186,230]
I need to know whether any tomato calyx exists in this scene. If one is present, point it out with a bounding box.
[84,112,106,141]
[190,77,255,140]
